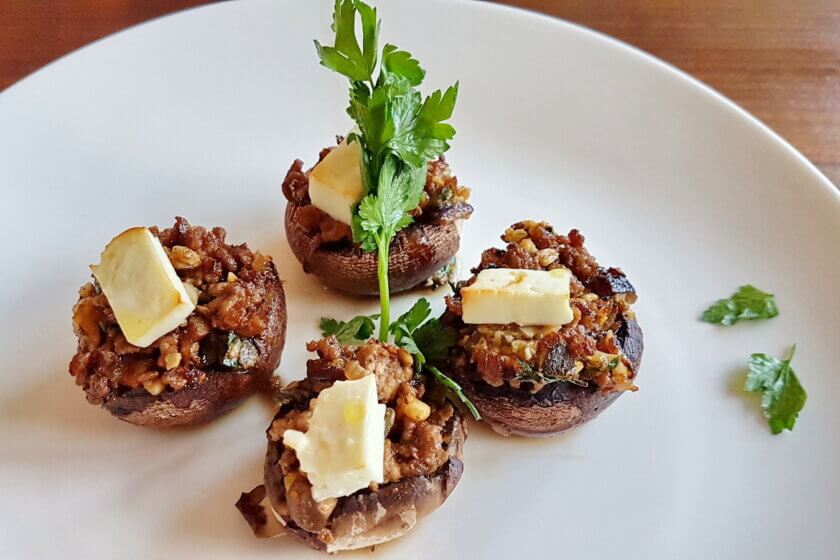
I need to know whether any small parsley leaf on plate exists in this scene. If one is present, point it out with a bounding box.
[701,284,779,325]
[745,345,807,434]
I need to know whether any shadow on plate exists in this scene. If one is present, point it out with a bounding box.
[173,447,455,558]
[462,413,580,447]
[0,358,279,453]
[0,360,117,435]
[171,449,293,550]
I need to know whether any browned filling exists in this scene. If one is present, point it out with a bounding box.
[445,221,639,394]
[69,217,276,404]
[267,337,456,537]
[282,141,473,247]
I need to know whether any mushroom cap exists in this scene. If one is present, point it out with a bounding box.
[285,201,462,296]
[452,316,643,437]
[262,410,466,552]
[103,261,287,428]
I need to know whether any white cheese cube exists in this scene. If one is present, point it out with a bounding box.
[283,375,385,502]
[308,137,365,225]
[461,268,573,326]
[90,227,196,348]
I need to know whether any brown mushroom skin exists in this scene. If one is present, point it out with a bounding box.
[102,262,287,429]
[447,314,643,438]
[262,408,466,552]
[285,201,462,296]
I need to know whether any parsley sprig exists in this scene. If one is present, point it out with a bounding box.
[315,0,459,339]
[313,2,474,419]
[746,346,807,434]
[389,301,478,420]
[320,298,480,420]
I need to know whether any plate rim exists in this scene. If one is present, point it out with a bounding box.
[2,0,837,209]
[1,2,839,557]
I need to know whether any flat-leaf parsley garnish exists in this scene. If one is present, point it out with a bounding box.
[320,298,480,420]
[745,346,806,434]
[319,314,379,345]
[315,0,459,340]
[701,284,779,326]
[390,299,479,420]
[314,2,474,419]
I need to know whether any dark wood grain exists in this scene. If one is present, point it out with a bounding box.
[0,0,210,90]
[506,0,840,185]
[1,0,838,185]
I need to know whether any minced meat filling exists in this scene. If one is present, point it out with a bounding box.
[282,140,472,246]
[69,217,276,404]
[446,220,638,394]
[267,337,455,534]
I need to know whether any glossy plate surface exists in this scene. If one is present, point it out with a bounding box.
[1,1,838,558]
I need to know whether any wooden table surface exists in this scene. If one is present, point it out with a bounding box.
[2,0,838,186]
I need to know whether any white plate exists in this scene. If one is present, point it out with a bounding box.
[1,1,839,558]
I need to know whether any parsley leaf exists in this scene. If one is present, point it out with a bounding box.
[701,285,779,325]
[427,365,481,421]
[386,299,479,419]
[319,317,343,336]
[314,0,377,82]
[354,1,379,76]
[413,318,457,363]
[745,346,807,434]
[381,44,424,86]
[389,298,432,357]
[353,158,424,248]
[390,83,459,168]
[390,298,432,338]
[319,314,378,345]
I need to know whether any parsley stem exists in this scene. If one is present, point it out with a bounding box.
[376,235,391,341]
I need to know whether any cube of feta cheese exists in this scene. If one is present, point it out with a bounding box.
[461,268,573,326]
[283,375,385,502]
[90,227,196,348]
[308,137,365,225]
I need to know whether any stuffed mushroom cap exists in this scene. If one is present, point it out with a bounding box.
[282,148,472,295]
[238,337,466,552]
[69,217,287,428]
[441,221,643,437]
